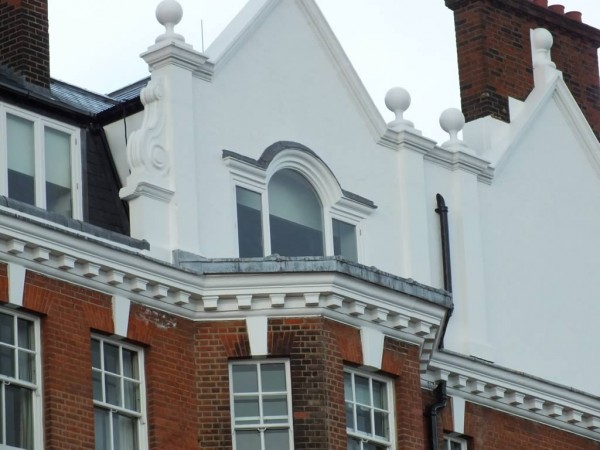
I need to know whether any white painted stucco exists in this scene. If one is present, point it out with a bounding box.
[114,0,600,398]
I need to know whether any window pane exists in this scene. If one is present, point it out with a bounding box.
[91,339,101,369]
[236,187,263,258]
[346,402,354,430]
[93,370,103,402]
[356,405,371,434]
[374,411,389,438]
[7,114,35,206]
[372,380,387,410]
[6,384,33,450]
[364,443,387,450]
[348,437,361,450]
[344,372,353,401]
[18,350,35,382]
[122,349,138,380]
[234,398,260,421]
[269,169,323,257]
[124,380,140,412]
[17,319,34,350]
[263,396,288,417]
[355,375,371,405]
[104,343,120,374]
[261,363,286,392]
[45,127,72,216]
[0,345,15,378]
[264,429,290,450]
[113,413,138,450]
[0,313,14,344]
[105,374,121,406]
[235,430,261,450]
[332,219,357,261]
[232,364,258,393]
[94,408,110,450]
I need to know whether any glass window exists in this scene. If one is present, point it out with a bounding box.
[7,114,35,206]
[44,127,72,216]
[0,310,39,450]
[92,337,145,450]
[268,169,323,257]
[229,360,293,450]
[333,219,357,261]
[345,368,394,450]
[2,104,80,218]
[236,187,263,258]
[445,436,468,450]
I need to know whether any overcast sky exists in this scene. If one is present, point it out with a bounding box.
[48,0,600,143]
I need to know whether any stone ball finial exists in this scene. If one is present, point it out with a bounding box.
[439,108,468,151]
[531,28,555,70]
[155,0,185,43]
[440,108,465,135]
[385,87,414,131]
[532,28,553,51]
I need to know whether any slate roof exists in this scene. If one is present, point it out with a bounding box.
[50,79,120,115]
[107,77,149,102]
[0,66,143,237]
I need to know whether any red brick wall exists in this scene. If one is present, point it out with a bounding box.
[0,0,50,88]
[23,271,112,450]
[2,264,599,449]
[445,0,600,140]
[440,400,600,449]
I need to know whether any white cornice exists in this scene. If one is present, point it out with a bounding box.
[142,40,214,81]
[425,146,494,184]
[0,210,446,371]
[426,350,600,440]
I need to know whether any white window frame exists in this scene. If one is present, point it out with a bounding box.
[0,308,43,450]
[344,367,396,450]
[0,102,83,219]
[91,335,148,450]
[226,148,373,261]
[229,359,294,450]
[444,435,468,450]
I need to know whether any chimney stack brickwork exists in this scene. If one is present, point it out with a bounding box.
[0,0,50,89]
[445,0,600,140]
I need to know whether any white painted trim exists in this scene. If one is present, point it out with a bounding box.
[0,102,83,219]
[225,147,375,261]
[0,308,44,449]
[451,395,465,434]
[91,335,149,450]
[112,296,131,338]
[344,367,396,449]
[7,262,26,307]
[246,315,269,356]
[360,326,384,370]
[207,0,387,142]
[228,359,294,450]
[427,350,600,440]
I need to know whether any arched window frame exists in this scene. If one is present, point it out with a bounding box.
[225,143,376,260]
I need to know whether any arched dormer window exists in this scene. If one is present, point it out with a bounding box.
[225,142,377,261]
[268,169,323,257]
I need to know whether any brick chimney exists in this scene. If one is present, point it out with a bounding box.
[445,0,600,140]
[0,0,50,89]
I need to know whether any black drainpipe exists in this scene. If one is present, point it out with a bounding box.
[435,193,452,293]
[435,193,454,348]
[426,194,453,450]
[428,381,448,450]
